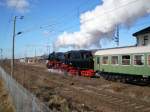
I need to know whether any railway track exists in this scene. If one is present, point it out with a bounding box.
[2,63,150,112]
[47,73,150,112]
[84,85,150,112]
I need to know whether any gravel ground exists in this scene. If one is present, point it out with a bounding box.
[1,60,150,112]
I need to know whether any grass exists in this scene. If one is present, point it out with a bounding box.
[0,78,16,112]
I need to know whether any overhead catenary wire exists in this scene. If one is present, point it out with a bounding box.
[7,0,20,23]
[4,0,20,32]
[21,0,145,37]
[82,0,143,24]
[2,0,20,60]
[25,44,52,57]
[52,0,150,35]
[39,0,93,28]
[19,0,95,34]
[6,0,149,56]
[4,0,35,40]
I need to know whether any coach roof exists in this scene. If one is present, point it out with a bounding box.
[94,46,150,56]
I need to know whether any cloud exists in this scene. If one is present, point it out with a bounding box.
[55,0,150,49]
[6,0,29,13]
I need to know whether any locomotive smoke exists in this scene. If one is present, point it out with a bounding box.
[55,0,150,49]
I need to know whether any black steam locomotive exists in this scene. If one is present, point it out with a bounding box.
[47,50,94,76]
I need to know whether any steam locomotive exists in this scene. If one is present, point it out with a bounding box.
[46,50,95,77]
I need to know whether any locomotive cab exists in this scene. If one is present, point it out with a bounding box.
[64,50,94,70]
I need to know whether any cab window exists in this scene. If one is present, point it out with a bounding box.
[97,57,100,64]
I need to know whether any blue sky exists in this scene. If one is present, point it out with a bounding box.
[0,0,150,58]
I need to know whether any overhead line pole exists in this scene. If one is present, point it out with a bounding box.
[116,25,119,46]
[114,25,119,47]
[11,16,23,77]
[11,16,17,77]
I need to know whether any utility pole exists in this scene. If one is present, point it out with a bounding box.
[11,16,23,77]
[11,16,17,77]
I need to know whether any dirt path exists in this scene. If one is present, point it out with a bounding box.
[1,61,150,112]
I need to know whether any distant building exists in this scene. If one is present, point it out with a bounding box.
[133,26,150,46]
[27,57,36,64]
[19,58,26,63]
[23,56,47,64]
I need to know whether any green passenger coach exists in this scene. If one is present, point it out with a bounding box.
[94,26,150,82]
[94,46,150,78]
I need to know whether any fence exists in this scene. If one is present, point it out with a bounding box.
[0,66,51,112]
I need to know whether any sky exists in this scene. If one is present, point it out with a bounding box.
[0,0,150,59]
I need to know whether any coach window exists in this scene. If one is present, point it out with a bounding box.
[134,55,144,66]
[111,56,119,65]
[97,57,100,64]
[148,55,150,66]
[122,55,130,65]
[102,56,109,64]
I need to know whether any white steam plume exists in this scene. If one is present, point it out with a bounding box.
[55,0,150,49]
